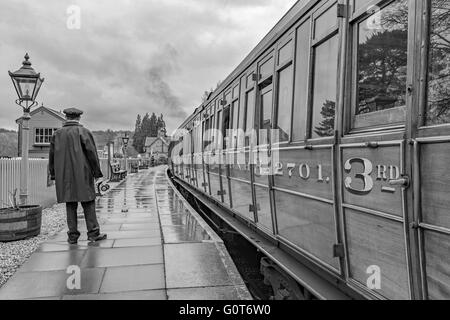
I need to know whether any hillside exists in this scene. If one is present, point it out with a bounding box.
[91,130,131,148]
[0,129,139,158]
[92,130,139,157]
[0,130,18,157]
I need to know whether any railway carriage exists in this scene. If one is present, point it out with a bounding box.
[169,0,450,300]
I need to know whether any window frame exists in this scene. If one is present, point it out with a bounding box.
[291,16,313,143]
[244,65,258,149]
[347,0,410,134]
[307,1,340,141]
[223,88,234,151]
[34,127,58,146]
[231,80,241,150]
[256,50,275,147]
[273,32,295,146]
[418,0,450,133]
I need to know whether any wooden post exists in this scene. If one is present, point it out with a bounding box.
[107,141,112,180]
[19,110,31,205]
[124,146,128,172]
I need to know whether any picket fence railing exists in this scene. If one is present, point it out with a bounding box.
[0,158,140,209]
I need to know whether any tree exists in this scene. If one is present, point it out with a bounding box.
[156,114,166,136]
[426,0,450,124]
[131,112,168,153]
[132,114,142,152]
[357,29,408,113]
[314,100,336,138]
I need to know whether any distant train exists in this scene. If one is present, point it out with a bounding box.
[169,0,450,300]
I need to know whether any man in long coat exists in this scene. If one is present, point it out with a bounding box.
[49,108,107,244]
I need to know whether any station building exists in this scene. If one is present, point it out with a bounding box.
[16,104,65,159]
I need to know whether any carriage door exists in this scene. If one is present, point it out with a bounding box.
[412,0,450,300]
[221,90,233,207]
[210,102,223,202]
[253,53,275,233]
[340,0,415,300]
[229,72,257,223]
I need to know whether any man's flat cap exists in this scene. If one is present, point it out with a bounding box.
[63,108,84,117]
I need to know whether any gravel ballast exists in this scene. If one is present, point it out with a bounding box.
[0,203,67,288]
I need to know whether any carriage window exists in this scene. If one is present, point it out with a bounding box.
[233,84,239,100]
[311,35,338,138]
[239,85,247,130]
[245,89,255,146]
[353,0,373,14]
[314,4,337,39]
[204,118,210,149]
[260,85,273,145]
[210,114,215,149]
[260,57,274,79]
[278,41,293,65]
[426,0,450,125]
[293,19,311,141]
[247,73,254,88]
[354,0,408,129]
[216,110,223,149]
[232,100,239,148]
[276,64,294,142]
[261,89,273,130]
[223,107,231,149]
[225,91,232,105]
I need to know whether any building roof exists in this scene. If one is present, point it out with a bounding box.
[144,136,169,148]
[16,105,66,123]
[144,137,157,147]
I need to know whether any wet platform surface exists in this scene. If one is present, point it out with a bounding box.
[0,167,252,300]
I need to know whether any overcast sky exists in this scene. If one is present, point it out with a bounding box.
[0,0,297,133]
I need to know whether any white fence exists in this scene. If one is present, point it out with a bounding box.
[0,158,56,209]
[1,157,144,209]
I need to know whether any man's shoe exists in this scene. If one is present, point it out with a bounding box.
[67,239,78,245]
[88,234,107,242]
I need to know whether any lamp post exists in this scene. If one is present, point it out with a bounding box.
[122,133,130,172]
[8,53,45,205]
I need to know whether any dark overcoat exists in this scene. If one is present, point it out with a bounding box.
[49,121,103,203]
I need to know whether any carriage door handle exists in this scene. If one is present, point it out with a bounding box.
[389,176,410,188]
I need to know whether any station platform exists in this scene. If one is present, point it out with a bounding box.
[0,167,252,300]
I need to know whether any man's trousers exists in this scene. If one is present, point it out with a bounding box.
[66,200,100,241]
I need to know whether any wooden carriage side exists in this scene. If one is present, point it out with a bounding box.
[169,0,450,300]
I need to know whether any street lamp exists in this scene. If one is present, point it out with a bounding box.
[8,53,45,205]
[122,133,130,172]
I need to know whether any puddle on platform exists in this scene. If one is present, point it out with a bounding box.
[159,183,211,243]
[94,170,211,243]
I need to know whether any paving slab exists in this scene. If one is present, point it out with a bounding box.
[100,265,165,293]
[120,223,161,231]
[167,285,250,300]
[19,250,87,272]
[165,243,234,289]
[113,238,162,248]
[62,290,166,300]
[0,268,105,300]
[0,167,251,300]
[80,246,163,268]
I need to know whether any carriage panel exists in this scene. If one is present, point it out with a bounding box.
[275,191,339,271]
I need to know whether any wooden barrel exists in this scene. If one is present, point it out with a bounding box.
[0,205,42,242]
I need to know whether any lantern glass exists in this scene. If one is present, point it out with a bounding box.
[10,76,38,101]
[33,77,44,100]
[19,78,36,100]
